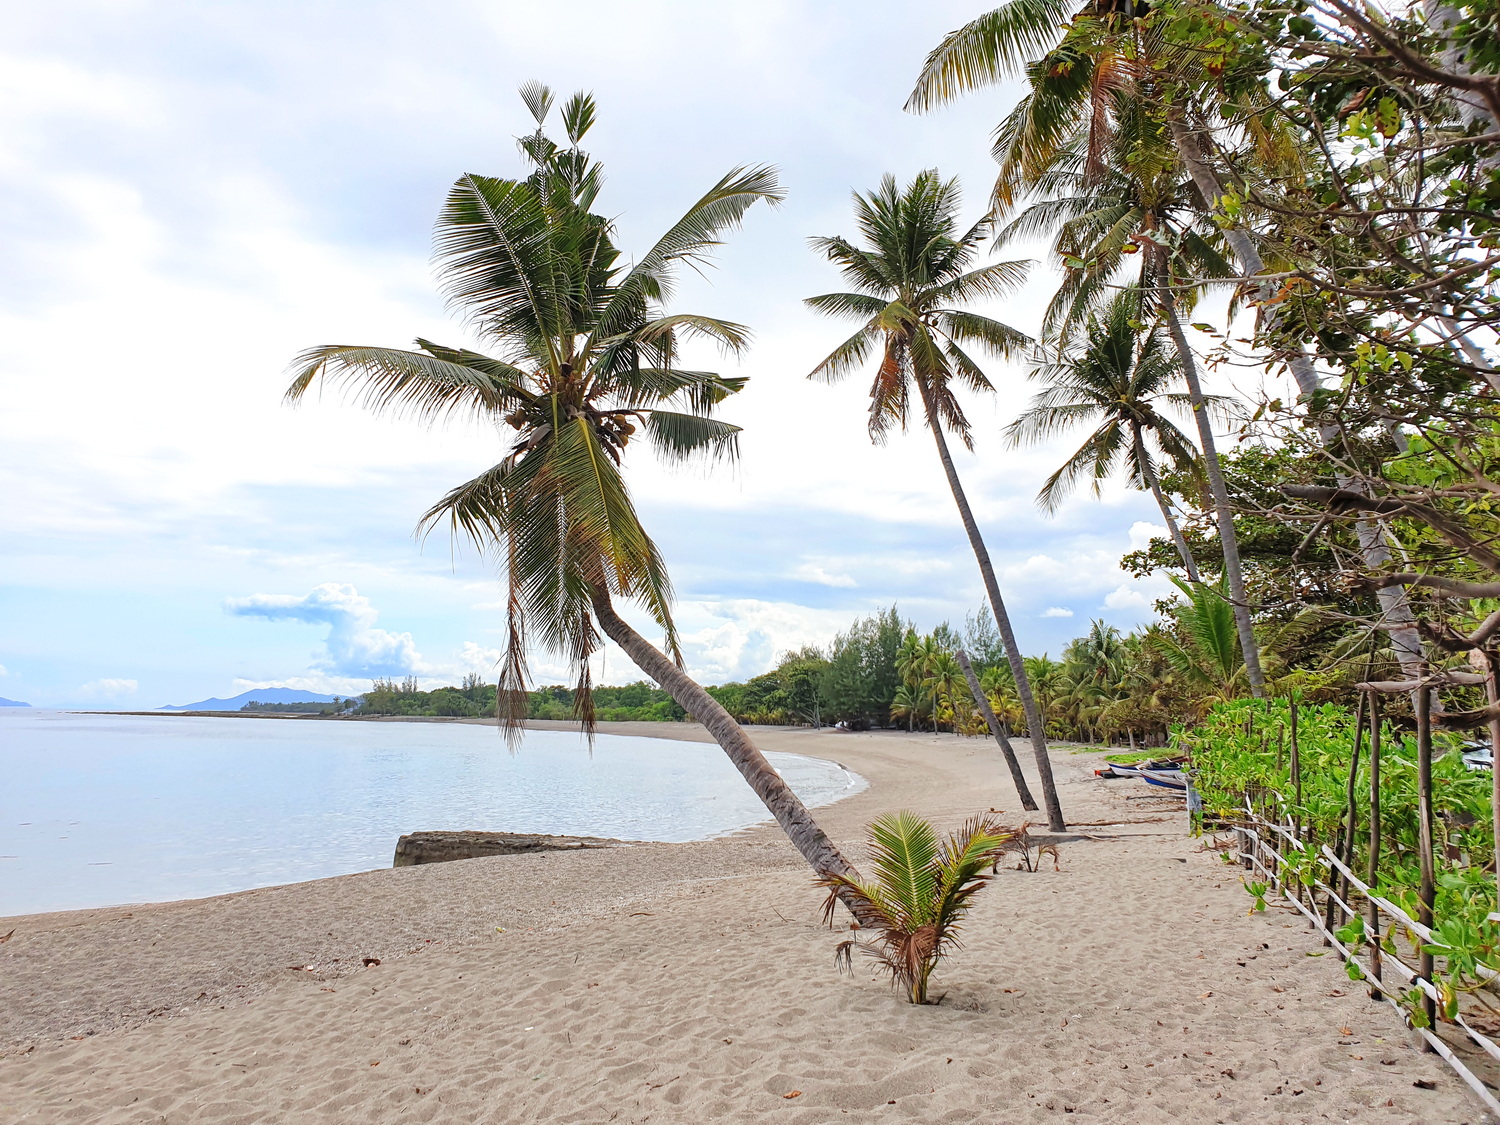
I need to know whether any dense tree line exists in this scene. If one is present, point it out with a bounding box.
[351,577,1360,748]
[241,698,355,714]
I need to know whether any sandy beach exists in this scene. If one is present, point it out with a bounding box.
[0,722,1486,1123]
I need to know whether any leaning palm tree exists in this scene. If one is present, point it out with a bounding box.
[1003,288,1216,581]
[805,171,1066,830]
[286,84,861,889]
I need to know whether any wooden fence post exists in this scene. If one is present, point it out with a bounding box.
[1325,692,1367,940]
[1417,684,1437,1038]
[1367,694,1383,999]
[1484,650,1500,922]
[1289,699,1307,915]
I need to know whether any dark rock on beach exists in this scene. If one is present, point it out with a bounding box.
[392,830,630,867]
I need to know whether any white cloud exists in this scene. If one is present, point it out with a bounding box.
[1103,585,1153,611]
[0,664,7,676]
[1128,520,1169,550]
[78,677,137,698]
[1041,607,1074,618]
[227,638,504,693]
[456,641,503,674]
[671,598,855,682]
[792,562,857,588]
[226,583,422,677]
[889,558,955,576]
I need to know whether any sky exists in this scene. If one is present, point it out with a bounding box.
[0,0,1263,709]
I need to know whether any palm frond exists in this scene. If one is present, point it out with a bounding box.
[606,368,746,413]
[868,811,941,927]
[632,313,753,355]
[417,457,515,548]
[932,815,1017,944]
[927,259,1032,303]
[936,310,1031,358]
[595,165,783,340]
[942,338,998,396]
[1033,420,1130,512]
[1167,575,1244,687]
[518,80,554,125]
[433,173,571,360]
[804,291,893,321]
[808,326,880,385]
[560,91,597,144]
[642,410,742,465]
[906,0,1080,111]
[808,235,896,296]
[284,344,529,423]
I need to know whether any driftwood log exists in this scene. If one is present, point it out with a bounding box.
[393,830,629,867]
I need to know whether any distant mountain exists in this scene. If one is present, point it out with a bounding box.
[0,696,30,707]
[160,687,344,711]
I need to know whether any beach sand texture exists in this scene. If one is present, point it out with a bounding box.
[0,723,1487,1123]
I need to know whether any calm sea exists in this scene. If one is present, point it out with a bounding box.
[0,710,864,916]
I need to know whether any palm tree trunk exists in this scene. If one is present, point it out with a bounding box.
[1168,118,1426,682]
[916,380,1066,830]
[589,586,861,883]
[956,648,1039,811]
[1130,421,1200,583]
[1157,291,1266,697]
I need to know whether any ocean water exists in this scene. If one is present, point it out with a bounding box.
[0,710,864,916]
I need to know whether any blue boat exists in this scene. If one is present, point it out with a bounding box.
[1140,768,1190,791]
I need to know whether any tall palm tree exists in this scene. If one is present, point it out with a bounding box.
[913,22,1267,697]
[1003,288,1216,581]
[981,72,1269,696]
[805,171,1066,830]
[905,1,1425,687]
[928,651,969,736]
[286,84,862,889]
[1023,654,1064,738]
[896,631,942,693]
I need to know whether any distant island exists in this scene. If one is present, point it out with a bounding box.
[0,696,30,707]
[159,687,345,711]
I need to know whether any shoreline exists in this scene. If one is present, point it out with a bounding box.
[1,723,1484,1121]
[2,717,869,921]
